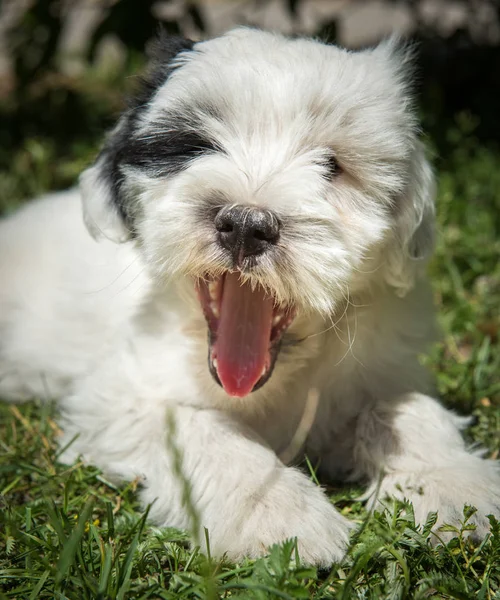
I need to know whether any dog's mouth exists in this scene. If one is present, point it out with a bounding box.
[196,272,296,397]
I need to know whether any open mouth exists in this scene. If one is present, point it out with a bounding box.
[196,272,296,397]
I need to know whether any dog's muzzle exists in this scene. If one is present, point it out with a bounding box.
[194,206,295,398]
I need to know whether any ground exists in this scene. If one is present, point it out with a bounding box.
[0,111,499,598]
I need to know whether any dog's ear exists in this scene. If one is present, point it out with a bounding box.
[384,142,436,296]
[371,40,436,295]
[80,35,195,242]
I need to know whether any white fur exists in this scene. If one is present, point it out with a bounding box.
[1,29,499,565]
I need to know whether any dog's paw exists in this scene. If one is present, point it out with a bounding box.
[371,462,500,544]
[206,467,352,566]
[426,491,500,545]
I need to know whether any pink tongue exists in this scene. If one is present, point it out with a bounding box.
[214,272,274,397]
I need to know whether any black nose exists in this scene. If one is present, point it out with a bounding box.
[215,205,280,262]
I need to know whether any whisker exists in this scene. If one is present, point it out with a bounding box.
[83,255,142,295]
[289,297,350,345]
[334,287,365,368]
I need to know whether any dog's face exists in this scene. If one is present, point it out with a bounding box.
[80,28,435,398]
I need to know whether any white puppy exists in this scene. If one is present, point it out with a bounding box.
[1,28,499,566]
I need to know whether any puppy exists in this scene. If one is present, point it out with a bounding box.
[1,28,499,566]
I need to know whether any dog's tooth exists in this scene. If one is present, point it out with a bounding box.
[273,314,282,327]
[210,302,220,318]
[261,366,267,378]
[208,281,218,300]
[212,358,218,369]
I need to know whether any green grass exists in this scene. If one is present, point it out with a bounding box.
[1,114,500,598]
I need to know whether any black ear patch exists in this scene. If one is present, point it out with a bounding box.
[129,34,195,118]
[92,34,197,235]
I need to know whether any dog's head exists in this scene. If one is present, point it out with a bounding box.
[80,28,435,398]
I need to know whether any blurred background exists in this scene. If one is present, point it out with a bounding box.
[1,0,500,206]
[0,0,499,422]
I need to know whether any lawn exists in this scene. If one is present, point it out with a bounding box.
[1,103,500,598]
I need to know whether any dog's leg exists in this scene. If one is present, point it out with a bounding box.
[145,406,352,565]
[352,393,500,540]
[59,381,351,566]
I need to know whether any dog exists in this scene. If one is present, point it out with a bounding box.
[1,28,499,566]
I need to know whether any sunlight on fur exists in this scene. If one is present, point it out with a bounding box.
[1,28,499,566]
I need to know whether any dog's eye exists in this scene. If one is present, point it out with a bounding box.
[323,154,341,178]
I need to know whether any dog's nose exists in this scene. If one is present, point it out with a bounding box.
[215,205,280,261]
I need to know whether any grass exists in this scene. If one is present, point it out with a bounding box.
[1,111,500,597]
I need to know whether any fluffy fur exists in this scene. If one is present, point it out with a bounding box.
[1,28,499,566]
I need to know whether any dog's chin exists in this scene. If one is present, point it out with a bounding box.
[195,272,296,398]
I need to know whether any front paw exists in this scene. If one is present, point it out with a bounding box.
[205,467,352,566]
[370,462,500,543]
